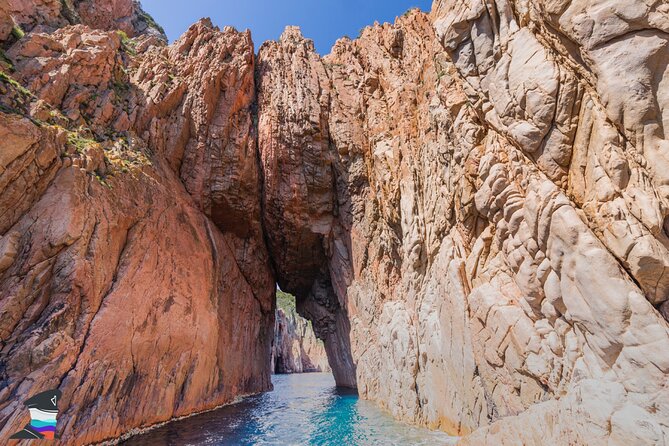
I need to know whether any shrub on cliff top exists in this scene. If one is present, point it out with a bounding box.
[140,11,166,37]
[276,290,296,313]
[402,7,419,17]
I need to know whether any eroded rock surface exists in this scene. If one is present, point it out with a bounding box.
[0,12,273,446]
[257,3,669,445]
[3,0,165,39]
[2,0,669,445]
[256,26,357,389]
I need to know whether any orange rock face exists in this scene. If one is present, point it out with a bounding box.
[272,305,330,375]
[4,0,164,38]
[0,12,272,446]
[256,27,357,389]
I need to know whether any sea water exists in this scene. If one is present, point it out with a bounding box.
[125,373,458,446]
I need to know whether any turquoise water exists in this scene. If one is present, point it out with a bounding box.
[125,373,458,445]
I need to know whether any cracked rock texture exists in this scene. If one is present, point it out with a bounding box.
[0,14,273,446]
[2,0,669,445]
[258,3,669,445]
[4,0,165,39]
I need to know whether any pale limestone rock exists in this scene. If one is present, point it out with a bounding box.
[429,0,669,443]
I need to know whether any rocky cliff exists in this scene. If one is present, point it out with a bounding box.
[260,2,669,443]
[1,0,669,444]
[1,0,165,41]
[271,291,330,374]
[0,11,274,445]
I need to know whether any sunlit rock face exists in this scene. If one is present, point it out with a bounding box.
[256,26,357,389]
[425,0,669,443]
[258,3,669,444]
[2,0,669,444]
[4,0,165,39]
[0,17,274,446]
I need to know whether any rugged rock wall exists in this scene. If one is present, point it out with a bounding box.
[256,9,479,429]
[2,0,165,39]
[426,0,669,443]
[0,13,274,446]
[257,3,669,445]
[271,294,330,374]
[256,26,357,388]
[2,0,669,445]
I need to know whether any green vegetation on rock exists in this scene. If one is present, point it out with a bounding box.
[105,134,152,173]
[140,10,166,37]
[116,30,130,44]
[66,130,98,154]
[402,7,419,17]
[11,25,25,40]
[276,290,296,312]
[116,30,137,56]
[0,70,32,97]
[0,50,14,70]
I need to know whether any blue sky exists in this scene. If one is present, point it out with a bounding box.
[140,0,433,55]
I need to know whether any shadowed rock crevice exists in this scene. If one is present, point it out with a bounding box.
[295,273,356,388]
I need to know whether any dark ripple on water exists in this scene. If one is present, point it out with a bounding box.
[123,373,458,446]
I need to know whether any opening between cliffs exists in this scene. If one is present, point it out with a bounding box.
[270,288,356,390]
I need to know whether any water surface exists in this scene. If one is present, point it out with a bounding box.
[125,373,458,445]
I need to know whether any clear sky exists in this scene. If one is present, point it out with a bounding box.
[140,0,433,55]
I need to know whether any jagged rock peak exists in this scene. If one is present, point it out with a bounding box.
[277,25,315,51]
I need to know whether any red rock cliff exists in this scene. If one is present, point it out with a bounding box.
[271,292,330,375]
[0,11,272,446]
